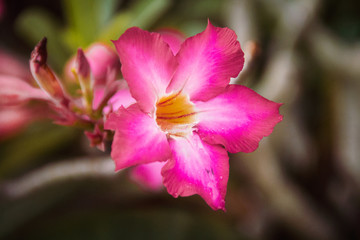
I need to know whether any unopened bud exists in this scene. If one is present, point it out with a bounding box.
[74,48,93,111]
[75,49,91,80]
[64,43,120,88]
[30,37,67,104]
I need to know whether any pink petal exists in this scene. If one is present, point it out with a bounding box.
[0,75,48,106]
[158,28,185,55]
[104,104,171,170]
[101,85,136,115]
[130,161,165,191]
[85,43,120,87]
[92,87,105,110]
[107,88,136,112]
[113,27,177,113]
[162,133,229,210]
[195,85,283,153]
[167,20,244,101]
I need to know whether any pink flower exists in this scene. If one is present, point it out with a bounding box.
[108,21,283,210]
[105,21,283,210]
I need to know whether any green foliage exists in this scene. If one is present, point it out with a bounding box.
[62,0,118,49]
[99,0,171,41]
[14,0,174,71]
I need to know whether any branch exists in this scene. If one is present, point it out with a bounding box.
[1,156,116,199]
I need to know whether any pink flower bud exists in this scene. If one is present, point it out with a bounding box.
[84,124,107,151]
[75,49,91,79]
[30,38,68,104]
[74,48,93,110]
[64,43,120,88]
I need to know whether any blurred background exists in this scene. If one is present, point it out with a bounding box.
[1,0,360,239]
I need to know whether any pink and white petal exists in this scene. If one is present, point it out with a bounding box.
[85,43,120,87]
[158,29,185,55]
[162,133,229,210]
[167,20,244,101]
[104,104,171,170]
[113,27,177,112]
[92,87,105,110]
[195,85,283,153]
[107,88,136,112]
[130,161,165,191]
[0,75,48,106]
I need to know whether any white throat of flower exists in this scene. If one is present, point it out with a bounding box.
[155,92,198,137]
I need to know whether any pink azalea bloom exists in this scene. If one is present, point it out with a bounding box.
[105,21,283,210]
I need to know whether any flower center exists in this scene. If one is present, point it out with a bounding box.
[156,92,197,137]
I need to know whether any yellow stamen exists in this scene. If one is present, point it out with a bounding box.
[156,92,197,136]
